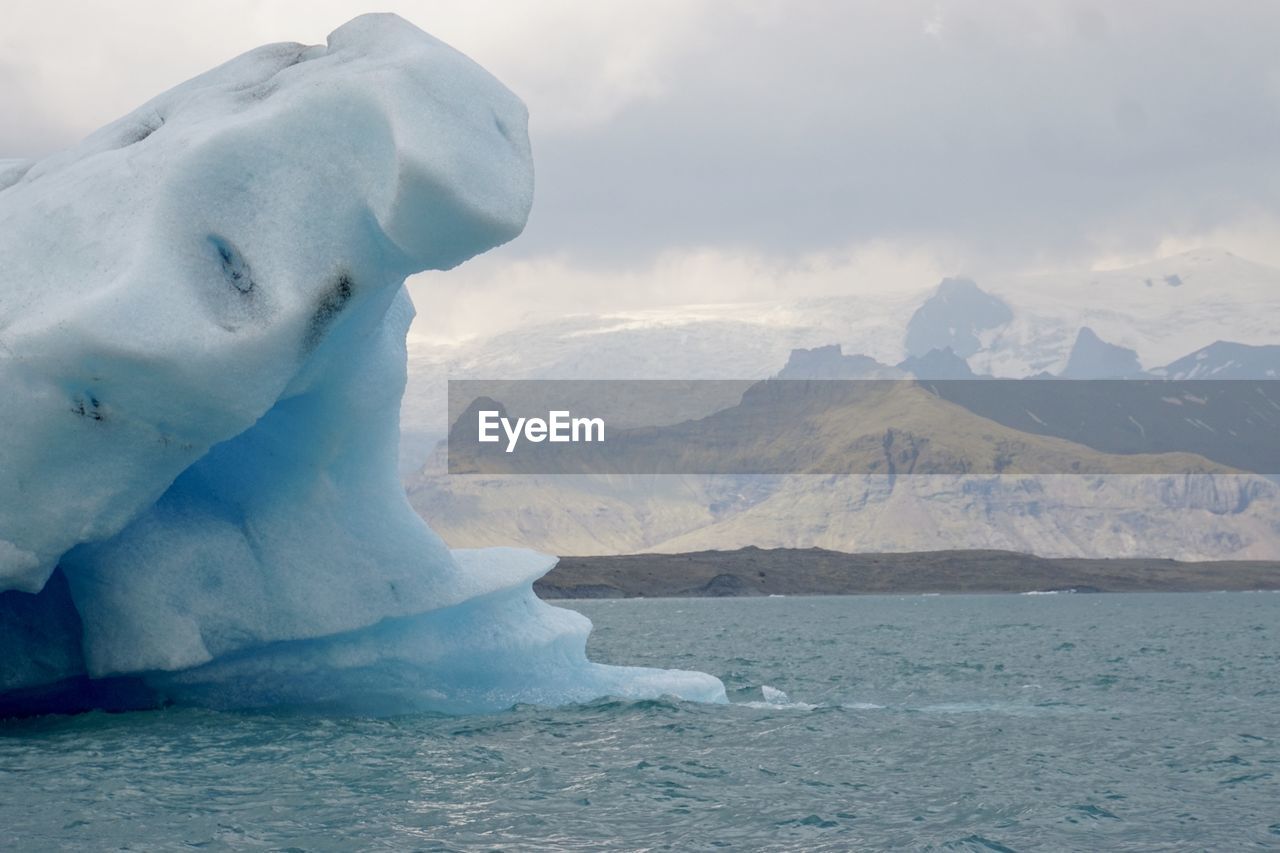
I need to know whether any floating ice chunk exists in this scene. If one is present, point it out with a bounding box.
[762,685,790,704]
[0,13,532,595]
[741,685,817,710]
[0,14,724,714]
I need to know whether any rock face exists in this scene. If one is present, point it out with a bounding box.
[776,345,903,379]
[904,277,1013,358]
[412,375,1280,561]
[776,344,977,380]
[411,470,1280,562]
[400,249,1280,566]
[0,15,724,714]
[1061,327,1144,378]
[896,348,976,379]
[1154,341,1280,379]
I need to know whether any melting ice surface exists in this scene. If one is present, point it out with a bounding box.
[0,14,725,715]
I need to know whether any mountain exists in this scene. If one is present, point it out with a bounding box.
[1153,341,1280,380]
[402,250,1280,455]
[776,344,976,380]
[919,379,1280,475]
[896,348,977,379]
[1060,327,1144,378]
[402,249,1280,561]
[447,379,1236,478]
[775,345,903,379]
[411,379,1280,560]
[968,249,1280,376]
[904,277,1013,358]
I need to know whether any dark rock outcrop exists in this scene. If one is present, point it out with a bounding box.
[905,278,1013,358]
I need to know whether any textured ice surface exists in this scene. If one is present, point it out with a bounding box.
[0,14,725,713]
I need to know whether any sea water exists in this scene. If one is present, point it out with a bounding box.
[2,593,1277,850]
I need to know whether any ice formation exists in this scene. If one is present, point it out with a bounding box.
[0,14,725,715]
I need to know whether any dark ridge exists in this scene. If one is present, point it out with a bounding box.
[1060,327,1143,379]
[905,277,1013,359]
[776,344,897,379]
[896,347,976,379]
[534,583,632,600]
[305,274,354,350]
[535,547,1280,598]
[1153,341,1280,380]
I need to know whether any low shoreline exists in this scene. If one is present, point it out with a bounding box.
[535,546,1280,599]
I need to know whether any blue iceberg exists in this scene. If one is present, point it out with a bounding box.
[0,14,724,715]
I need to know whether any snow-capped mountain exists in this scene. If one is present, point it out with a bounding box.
[1059,327,1144,379]
[903,277,1012,359]
[402,248,1280,463]
[405,248,1280,389]
[404,248,1280,559]
[399,291,924,472]
[969,249,1280,376]
[1153,341,1280,380]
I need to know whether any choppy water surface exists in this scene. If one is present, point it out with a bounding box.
[3,593,1278,850]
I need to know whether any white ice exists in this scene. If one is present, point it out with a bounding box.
[0,14,725,713]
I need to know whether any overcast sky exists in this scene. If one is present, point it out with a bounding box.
[4,1,1279,340]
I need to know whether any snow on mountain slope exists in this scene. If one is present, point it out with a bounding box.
[1059,327,1144,379]
[1154,341,1280,380]
[904,277,1012,358]
[402,248,1280,461]
[0,15,723,714]
[406,249,1279,389]
[405,249,1280,560]
[399,292,927,471]
[971,249,1280,376]
[428,295,923,381]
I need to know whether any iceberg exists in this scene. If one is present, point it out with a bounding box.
[0,14,724,715]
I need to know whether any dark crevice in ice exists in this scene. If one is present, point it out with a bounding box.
[304,273,354,350]
[209,235,254,294]
[0,569,161,719]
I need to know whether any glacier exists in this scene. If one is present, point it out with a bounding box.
[0,14,724,715]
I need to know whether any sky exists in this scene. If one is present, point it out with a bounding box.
[4,1,1279,341]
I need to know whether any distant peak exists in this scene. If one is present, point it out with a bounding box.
[935,277,982,297]
[777,345,897,379]
[1061,327,1143,379]
[905,278,1012,359]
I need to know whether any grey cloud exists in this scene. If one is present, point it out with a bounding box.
[4,1,1279,273]
[512,1,1280,267]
